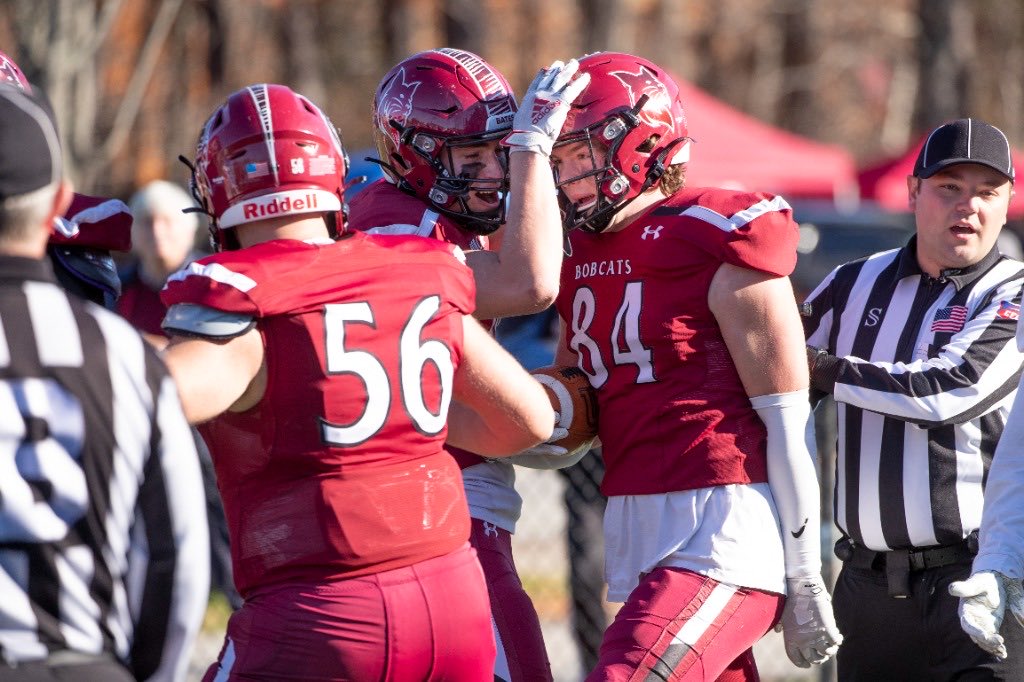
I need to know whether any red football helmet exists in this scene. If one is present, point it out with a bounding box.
[554,52,689,233]
[191,83,349,250]
[0,51,29,90]
[372,48,517,235]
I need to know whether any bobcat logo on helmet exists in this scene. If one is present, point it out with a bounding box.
[377,67,421,135]
[609,66,675,131]
[0,52,29,90]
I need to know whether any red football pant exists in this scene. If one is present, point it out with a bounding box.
[202,543,494,681]
[588,567,784,682]
[470,518,553,682]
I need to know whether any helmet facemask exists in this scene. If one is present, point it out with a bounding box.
[370,49,518,237]
[556,94,683,234]
[380,120,510,236]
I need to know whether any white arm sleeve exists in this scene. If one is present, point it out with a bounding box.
[751,389,822,579]
[974,373,1024,579]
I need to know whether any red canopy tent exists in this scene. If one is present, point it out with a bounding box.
[674,78,858,200]
[858,138,1024,218]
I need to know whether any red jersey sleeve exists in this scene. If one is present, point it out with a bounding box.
[160,249,266,316]
[657,189,799,277]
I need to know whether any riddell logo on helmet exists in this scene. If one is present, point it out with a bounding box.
[242,193,318,220]
[219,188,341,228]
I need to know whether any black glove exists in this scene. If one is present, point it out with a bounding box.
[806,346,843,396]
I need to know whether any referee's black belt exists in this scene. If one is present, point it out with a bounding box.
[835,532,978,599]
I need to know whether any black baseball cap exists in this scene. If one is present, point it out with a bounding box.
[913,118,1015,183]
[0,84,61,200]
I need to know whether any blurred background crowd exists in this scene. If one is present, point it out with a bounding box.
[5,1,1024,680]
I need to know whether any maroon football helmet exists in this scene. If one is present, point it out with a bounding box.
[191,83,349,250]
[372,48,517,235]
[0,51,29,90]
[554,52,689,233]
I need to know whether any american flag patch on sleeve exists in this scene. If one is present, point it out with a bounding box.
[931,305,968,333]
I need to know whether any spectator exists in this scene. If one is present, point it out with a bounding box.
[118,180,203,346]
[349,49,587,682]
[160,83,556,680]
[119,178,241,611]
[525,51,841,679]
[0,84,208,682]
[803,117,1024,679]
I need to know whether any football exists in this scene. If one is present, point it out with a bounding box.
[531,365,599,454]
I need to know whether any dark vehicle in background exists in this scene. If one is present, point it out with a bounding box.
[791,200,1024,303]
[790,201,916,302]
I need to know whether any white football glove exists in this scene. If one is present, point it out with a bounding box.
[774,575,843,668]
[503,59,591,156]
[949,570,1024,660]
[502,412,587,470]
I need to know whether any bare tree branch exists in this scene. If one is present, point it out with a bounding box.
[87,0,184,177]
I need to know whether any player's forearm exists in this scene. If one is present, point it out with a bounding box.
[753,390,823,578]
[476,151,562,316]
[974,374,1024,579]
[445,396,550,456]
[449,317,554,454]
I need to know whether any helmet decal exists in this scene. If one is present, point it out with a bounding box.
[246,84,280,186]
[378,67,422,134]
[0,52,28,90]
[436,48,515,130]
[191,83,349,247]
[609,66,676,131]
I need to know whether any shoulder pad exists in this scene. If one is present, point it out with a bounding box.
[162,303,256,339]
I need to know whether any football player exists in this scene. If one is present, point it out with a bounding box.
[528,52,843,680]
[349,48,588,682]
[159,83,557,681]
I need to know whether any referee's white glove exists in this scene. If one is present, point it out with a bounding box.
[503,59,590,156]
[949,570,1024,660]
[775,575,843,668]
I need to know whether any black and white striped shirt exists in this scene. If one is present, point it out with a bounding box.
[803,239,1024,553]
[0,256,209,681]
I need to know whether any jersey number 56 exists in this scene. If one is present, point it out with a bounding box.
[320,296,452,446]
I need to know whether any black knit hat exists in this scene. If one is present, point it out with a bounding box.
[914,118,1014,183]
[0,84,61,199]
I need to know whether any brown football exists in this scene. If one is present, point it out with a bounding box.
[531,365,599,454]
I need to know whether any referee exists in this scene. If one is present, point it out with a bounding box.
[802,118,1024,681]
[0,86,209,680]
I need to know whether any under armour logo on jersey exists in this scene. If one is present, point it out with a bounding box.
[483,522,498,538]
[641,225,664,240]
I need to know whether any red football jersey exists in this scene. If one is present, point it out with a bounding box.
[555,188,798,496]
[348,179,490,470]
[348,179,489,252]
[161,233,476,595]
